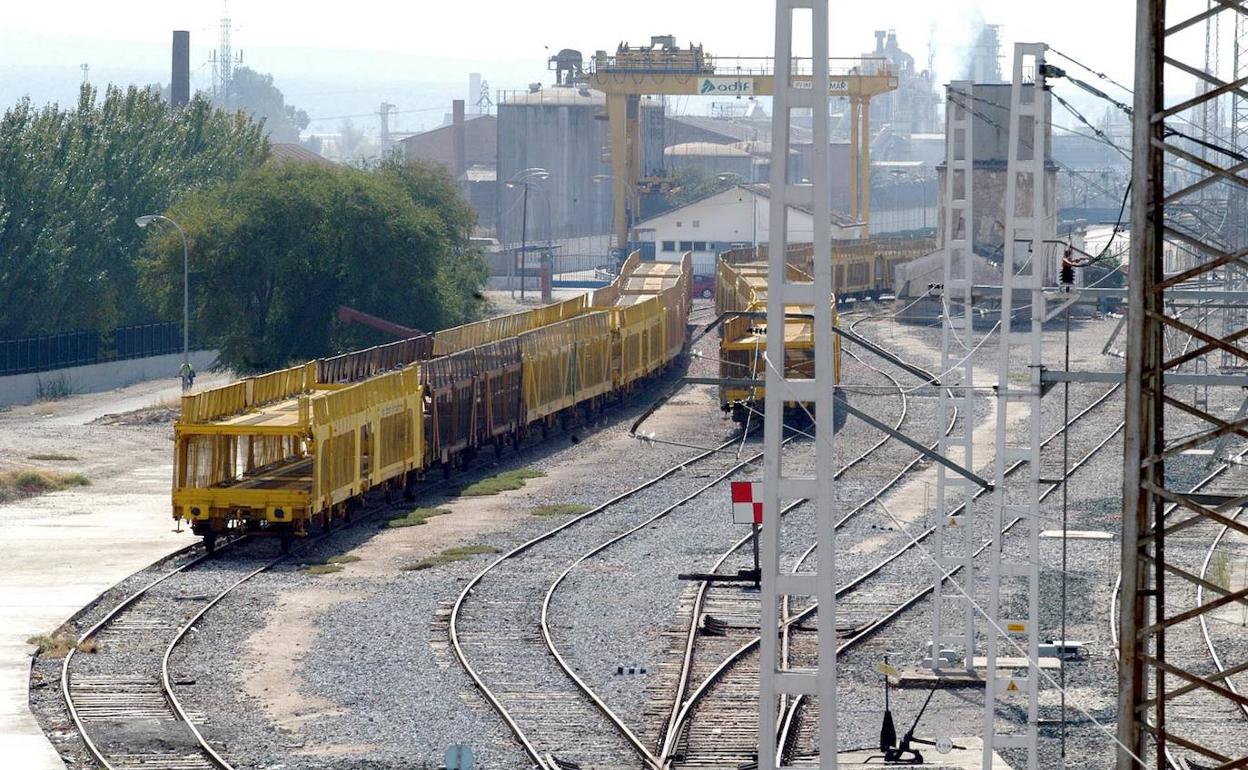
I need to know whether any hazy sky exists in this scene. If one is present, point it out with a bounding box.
[0,1,1206,134]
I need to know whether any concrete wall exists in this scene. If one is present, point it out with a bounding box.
[937,166,1058,263]
[0,350,217,408]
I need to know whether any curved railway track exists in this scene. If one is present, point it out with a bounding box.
[61,537,276,770]
[449,431,760,770]
[1107,304,1248,770]
[1109,445,1248,768]
[446,300,827,769]
[659,315,954,766]
[777,405,1124,762]
[665,317,1127,767]
[523,313,914,769]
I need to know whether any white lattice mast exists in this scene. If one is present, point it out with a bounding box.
[983,43,1050,770]
[1225,9,1248,371]
[930,80,977,675]
[759,1,837,767]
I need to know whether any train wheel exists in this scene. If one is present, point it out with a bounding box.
[404,472,417,502]
[203,532,217,556]
[384,484,393,505]
[280,533,293,554]
[494,436,503,458]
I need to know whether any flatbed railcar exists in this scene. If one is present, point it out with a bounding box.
[716,257,842,425]
[171,253,692,551]
[717,236,935,301]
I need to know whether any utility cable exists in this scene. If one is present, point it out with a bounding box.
[755,347,1149,768]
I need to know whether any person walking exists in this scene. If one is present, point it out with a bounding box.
[179,361,196,392]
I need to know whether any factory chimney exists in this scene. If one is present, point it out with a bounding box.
[171,30,190,108]
[874,30,886,55]
[452,99,466,182]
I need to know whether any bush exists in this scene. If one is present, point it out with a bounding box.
[0,469,91,502]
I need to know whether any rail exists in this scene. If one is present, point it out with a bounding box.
[449,433,743,770]
[587,55,894,78]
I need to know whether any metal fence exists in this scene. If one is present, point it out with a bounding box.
[0,322,188,377]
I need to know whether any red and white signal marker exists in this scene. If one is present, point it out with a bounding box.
[731,481,763,525]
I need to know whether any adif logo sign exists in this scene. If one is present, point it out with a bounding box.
[699,78,755,95]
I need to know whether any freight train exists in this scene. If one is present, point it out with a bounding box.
[713,238,932,423]
[171,253,690,552]
[717,236,935,301]
[715,256,840,423]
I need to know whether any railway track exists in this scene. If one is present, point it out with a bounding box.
[509,314,909,769]
[1109,445,1248,769]
[665,317,1127,767]
[449,427,775,770]
[659,315,955,767]
[445,298,822,769]
[778,397,1124,762]
[61,537,278,770]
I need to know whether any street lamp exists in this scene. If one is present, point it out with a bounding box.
[135,214,190,371]
[505,168,550,300]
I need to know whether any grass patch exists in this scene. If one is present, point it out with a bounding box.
[532,503,591,517]
[297,554,361,567]
[36,374,72,401]
[27,634,96,659]
[0,469,90,502]
[299,564,344,575]
[385,507,451,528]
[402,544,501,572]
[26,453,79,462]
[458,468,545,497]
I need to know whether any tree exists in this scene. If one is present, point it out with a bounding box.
[336,119,377,164]
[138,161,486,372]
[664,165,737,210]
[222,67,309,143]
[373,154,487,323]
[0,84,267,340]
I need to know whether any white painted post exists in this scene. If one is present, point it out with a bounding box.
[760,1,837,767]
[983,42,1049,770]
[931,80,977,675]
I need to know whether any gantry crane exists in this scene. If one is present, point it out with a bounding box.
[581,37,898,248]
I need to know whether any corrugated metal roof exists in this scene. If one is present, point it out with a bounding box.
[268,142,335,166]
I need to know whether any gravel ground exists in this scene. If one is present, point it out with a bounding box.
[36,300,1247,769]
[166,310,754,769]
[29,544,205,769]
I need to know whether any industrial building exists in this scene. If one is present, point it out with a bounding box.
[400,100,498,230]
[631,183,863,273]
[935,82,1057,270]
[495,86,665,247]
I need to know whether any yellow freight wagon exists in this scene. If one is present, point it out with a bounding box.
[717,258,841,423]
[173,364,423,551]
[519,312,614,427]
